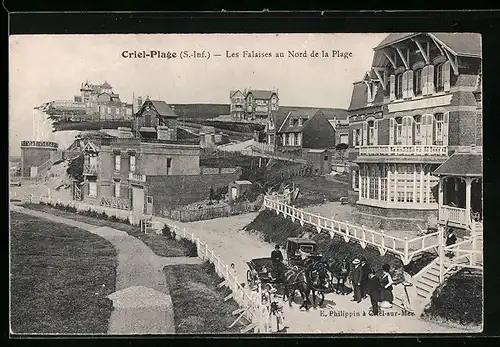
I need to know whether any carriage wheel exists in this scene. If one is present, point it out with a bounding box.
[247,270,256,289]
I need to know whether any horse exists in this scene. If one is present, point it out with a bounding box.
[282,266,312,309]
[327,258,350,295]
[305,259,334,307]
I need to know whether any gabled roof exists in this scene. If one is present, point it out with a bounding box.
[373,33,481,58]
[142,100,178,117]
[348,81,384,111]
[247,90,276,100]
[101,81,112,88]
[433,152,482,177]
[321,108,348,120]
[83,141,98,152]
[278,108,319,133]
[230,90,244,98]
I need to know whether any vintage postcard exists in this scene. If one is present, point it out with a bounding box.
[9,33,483,335]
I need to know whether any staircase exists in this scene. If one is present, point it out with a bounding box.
[34,150,64,183]
[411,255,471,315]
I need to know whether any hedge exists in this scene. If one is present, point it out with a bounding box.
[422,269,482,326]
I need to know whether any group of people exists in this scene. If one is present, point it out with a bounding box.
[350,257,394,316]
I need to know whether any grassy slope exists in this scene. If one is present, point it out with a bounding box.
[22,204,191,258]
[10,211,117,334]
[164,262,242,334]
[422,269,482,327]
[292,176,348,207]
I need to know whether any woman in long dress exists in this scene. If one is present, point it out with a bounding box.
[379,264,394,308]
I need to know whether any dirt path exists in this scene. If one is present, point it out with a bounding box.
[11,205,202,335]
[155,212,465,334]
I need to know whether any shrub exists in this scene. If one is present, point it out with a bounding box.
[162,224,175,239]
[66,154,84,182]
[181,238,198,257]
[422,269,482,326]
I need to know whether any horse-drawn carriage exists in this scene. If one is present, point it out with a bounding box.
[246,238,320,290]
[285,238,321,268]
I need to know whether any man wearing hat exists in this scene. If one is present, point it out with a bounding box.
[351,258,362,303]
[360,257,373,299]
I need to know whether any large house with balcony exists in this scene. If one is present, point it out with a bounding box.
[245,89,279,122]
[347,33,482,232]
[229,90,246,120]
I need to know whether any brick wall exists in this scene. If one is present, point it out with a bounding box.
[458,110,478,146]
[350,203,438,234]
[145,167,242,212]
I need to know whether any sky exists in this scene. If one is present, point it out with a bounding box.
[9,33,387,156]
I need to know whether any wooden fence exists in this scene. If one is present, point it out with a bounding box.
[23,194,271,333]
[263,195,441,265]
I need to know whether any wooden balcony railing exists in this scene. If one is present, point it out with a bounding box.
[128,172,146,182]
[358,145,448,156]
[100,196,130,210]
[439,205,468,228]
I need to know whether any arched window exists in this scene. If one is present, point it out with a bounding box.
[368,120,375,145]
[434,113,444,145]
[414,115,422,144]
[395,117,403,144]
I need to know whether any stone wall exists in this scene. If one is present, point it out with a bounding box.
[145,167,242,212]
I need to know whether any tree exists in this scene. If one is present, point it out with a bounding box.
[335,143,349,162]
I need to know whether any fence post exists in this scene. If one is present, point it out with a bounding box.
[438,225,444,283]
[205,243,208,261]
[404,237,409,265]
[183,227,186,238]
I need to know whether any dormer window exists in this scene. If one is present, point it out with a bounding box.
[396,74,404,99]
[435,63,445,92]
[299,118,304,126]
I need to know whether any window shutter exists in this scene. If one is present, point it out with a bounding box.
[427,65,435,94]
[429,115,435,145]
[402,72,408,99]
[374,120,379,145]
[401,118,407,145]
[422,66,428,95]
[407,117,414,145]
[389,118,395,145]
[407,70,414,98]
[362,122,368,146]
[443,111,450,146]
[443,61,451,92]
[390,75,396,101]
[422,115,428,145]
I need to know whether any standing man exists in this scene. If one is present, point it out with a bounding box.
[351,258,362,303]
[360,257,373,299]
[366,272,381,316]
[270,245,284,281]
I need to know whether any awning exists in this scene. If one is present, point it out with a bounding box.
[433,153,482,177]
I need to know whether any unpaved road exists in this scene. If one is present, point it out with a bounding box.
[180,213,467,334]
